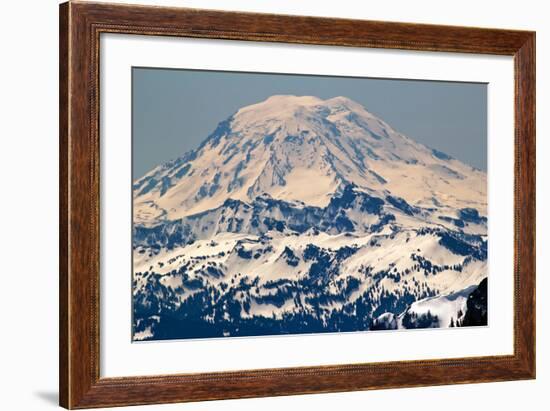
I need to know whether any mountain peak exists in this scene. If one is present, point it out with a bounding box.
[237,94,322,112]
[264,94,322,105]
[232,95,372,133]
[134,94,486,224]
[237,95,362,115]
[234,95,323,125]
[325,95,363,108]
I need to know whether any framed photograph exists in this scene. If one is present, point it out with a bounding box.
[59,2,535,409]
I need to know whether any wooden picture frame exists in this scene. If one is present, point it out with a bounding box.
[59,1,535,408]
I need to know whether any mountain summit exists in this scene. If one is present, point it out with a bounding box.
[134,95,486,226]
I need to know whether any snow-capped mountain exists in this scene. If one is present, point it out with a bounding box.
[132,95,488,341]
[134,95,486,226]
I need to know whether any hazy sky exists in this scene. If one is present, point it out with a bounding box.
[133,68,487,179]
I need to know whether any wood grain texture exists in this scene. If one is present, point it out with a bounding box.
[514,33,536,375]
[59,1,536,409]
[59,2,69,407]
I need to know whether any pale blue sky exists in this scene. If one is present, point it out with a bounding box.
[133,68,487,179]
